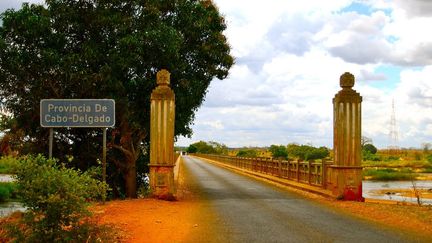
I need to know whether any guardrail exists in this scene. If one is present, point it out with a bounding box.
[193,154,333,188]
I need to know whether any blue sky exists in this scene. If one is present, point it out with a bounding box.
[2,0,432,149]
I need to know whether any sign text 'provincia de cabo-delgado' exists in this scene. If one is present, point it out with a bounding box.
[40,99,115,127]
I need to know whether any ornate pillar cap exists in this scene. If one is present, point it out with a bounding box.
[157,69,170,86]
[340,72,355,88]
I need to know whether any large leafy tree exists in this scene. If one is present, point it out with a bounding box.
[0,0,233,198]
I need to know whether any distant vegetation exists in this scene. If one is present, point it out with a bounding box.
[188,141,330,161]
[269,145,288,159]
[186,141,228,155]
[286,144,329,161]
[363,168,417,181]
[236,149,258,158]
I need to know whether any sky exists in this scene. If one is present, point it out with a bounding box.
[1,1,432,149]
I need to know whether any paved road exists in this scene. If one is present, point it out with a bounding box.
[182,156,420,243]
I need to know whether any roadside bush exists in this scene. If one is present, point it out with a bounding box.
[0,156,20,174]
[6,154,108,242]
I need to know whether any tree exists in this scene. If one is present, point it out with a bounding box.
[187,141,227,155]
[269,145,288,159]
[208,141,228,155]
[186,144,198,154]
[362,143,380,161]
[363,143,377,154]
[361,136,373,148]
[0,1,233,198]
[287,143,329,161]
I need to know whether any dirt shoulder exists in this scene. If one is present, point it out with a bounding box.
[92,158,222,243]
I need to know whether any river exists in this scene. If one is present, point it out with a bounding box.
[363,180,432,205]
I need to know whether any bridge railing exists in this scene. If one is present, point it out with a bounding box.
[193,154,333,188]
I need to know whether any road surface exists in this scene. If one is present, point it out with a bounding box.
[182,156,420,243]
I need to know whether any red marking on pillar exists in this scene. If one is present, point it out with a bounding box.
[343,184,364,201]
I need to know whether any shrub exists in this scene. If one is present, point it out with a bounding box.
[6,154,108,242]
[0,156,20,174]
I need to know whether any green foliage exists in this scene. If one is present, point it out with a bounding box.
[426,154,432,163]
[362,150,381,161]
[208,141,228,155]
[186,144,198,153]
[7,154,108,242]
[0,0,233,197]
[362,143,377,154]
[269,145,288,159]
[0,156,20,174]
[363,168,416,181]
[236,149,258,158]
[362,143,379,161]
[286,144,329,161]
[0,182,18,202]
[188,141,228,155]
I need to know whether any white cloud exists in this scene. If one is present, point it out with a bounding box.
[2,0,432,149]
[178,0,432,149]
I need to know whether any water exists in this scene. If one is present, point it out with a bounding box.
[0,201,25,217]
[0,174,14,182]
[363,180,432,205]
[0,174,24,217]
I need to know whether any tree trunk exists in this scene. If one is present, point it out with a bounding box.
[124,162,137,198]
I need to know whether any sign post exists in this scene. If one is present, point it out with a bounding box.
[40,99,115,202]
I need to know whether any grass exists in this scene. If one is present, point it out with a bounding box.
[0,182,18,202]
[363,168,417,181]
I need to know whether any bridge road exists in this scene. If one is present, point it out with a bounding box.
[182,156,419,243]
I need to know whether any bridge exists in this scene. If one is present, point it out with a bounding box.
[150,70,363,201]
[143,70,426,242]
[173,155,419,242]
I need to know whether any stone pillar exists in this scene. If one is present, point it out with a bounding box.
[149,69,176,200]
[330,72,364,201]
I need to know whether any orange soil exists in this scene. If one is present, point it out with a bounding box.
[92,159,219,243]
[93,199,198,242]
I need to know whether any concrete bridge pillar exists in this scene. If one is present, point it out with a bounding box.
[329,72,364,201]
[149,69,176,200]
